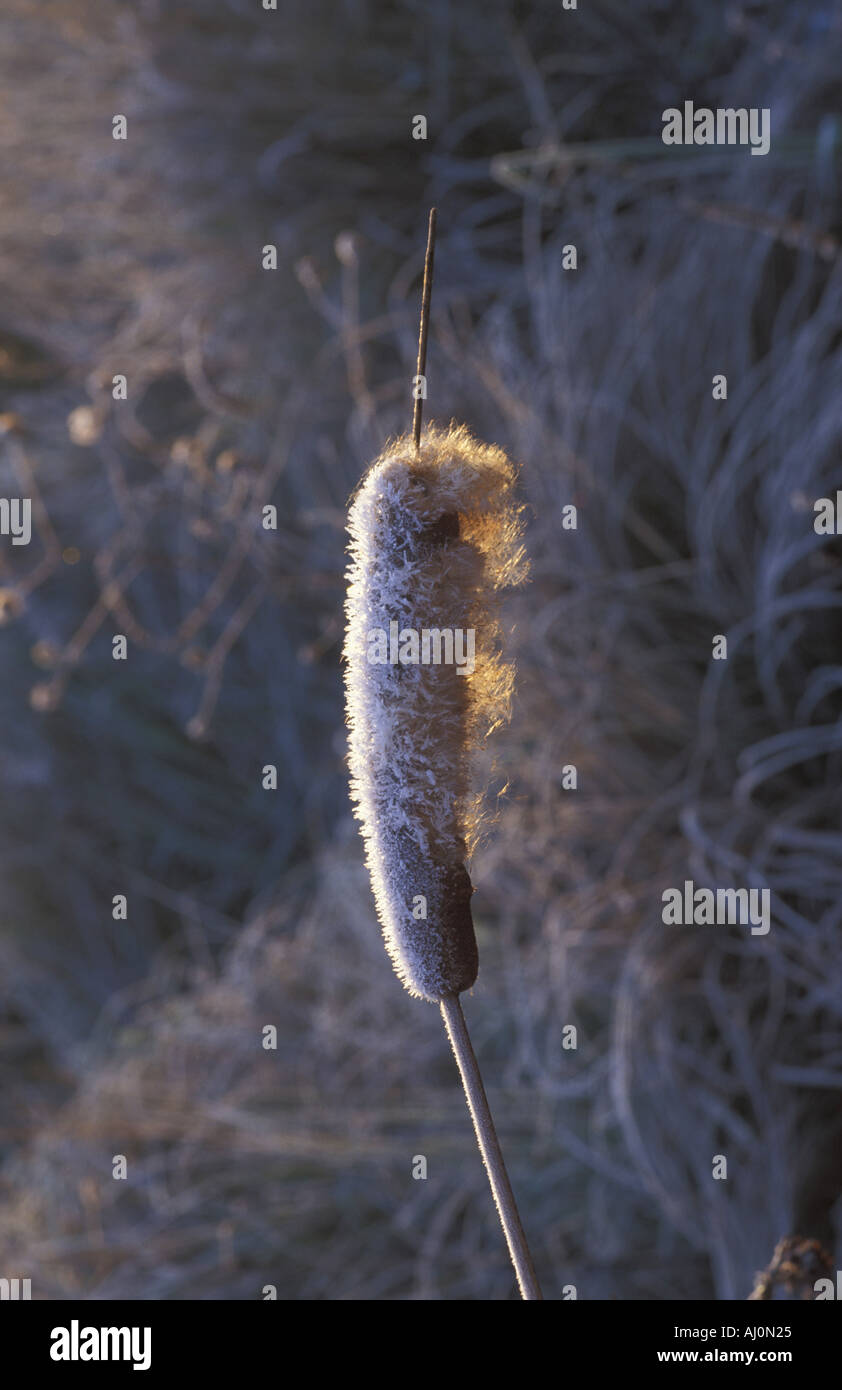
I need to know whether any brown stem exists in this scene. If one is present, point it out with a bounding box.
[412,207,437,451]
[440,992,543,1300]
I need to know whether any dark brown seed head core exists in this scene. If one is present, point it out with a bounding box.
[421,510,461,545]
[439,861,479,993]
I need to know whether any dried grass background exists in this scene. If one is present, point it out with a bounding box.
[0,0,841,1299]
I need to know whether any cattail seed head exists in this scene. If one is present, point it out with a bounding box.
[343,422,528,1001]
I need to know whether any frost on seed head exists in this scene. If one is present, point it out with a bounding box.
[343,422,529,1001]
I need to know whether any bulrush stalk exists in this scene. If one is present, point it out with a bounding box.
[342,211,541,1300]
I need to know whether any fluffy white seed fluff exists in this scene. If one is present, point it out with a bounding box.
[343,422,528,1001]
